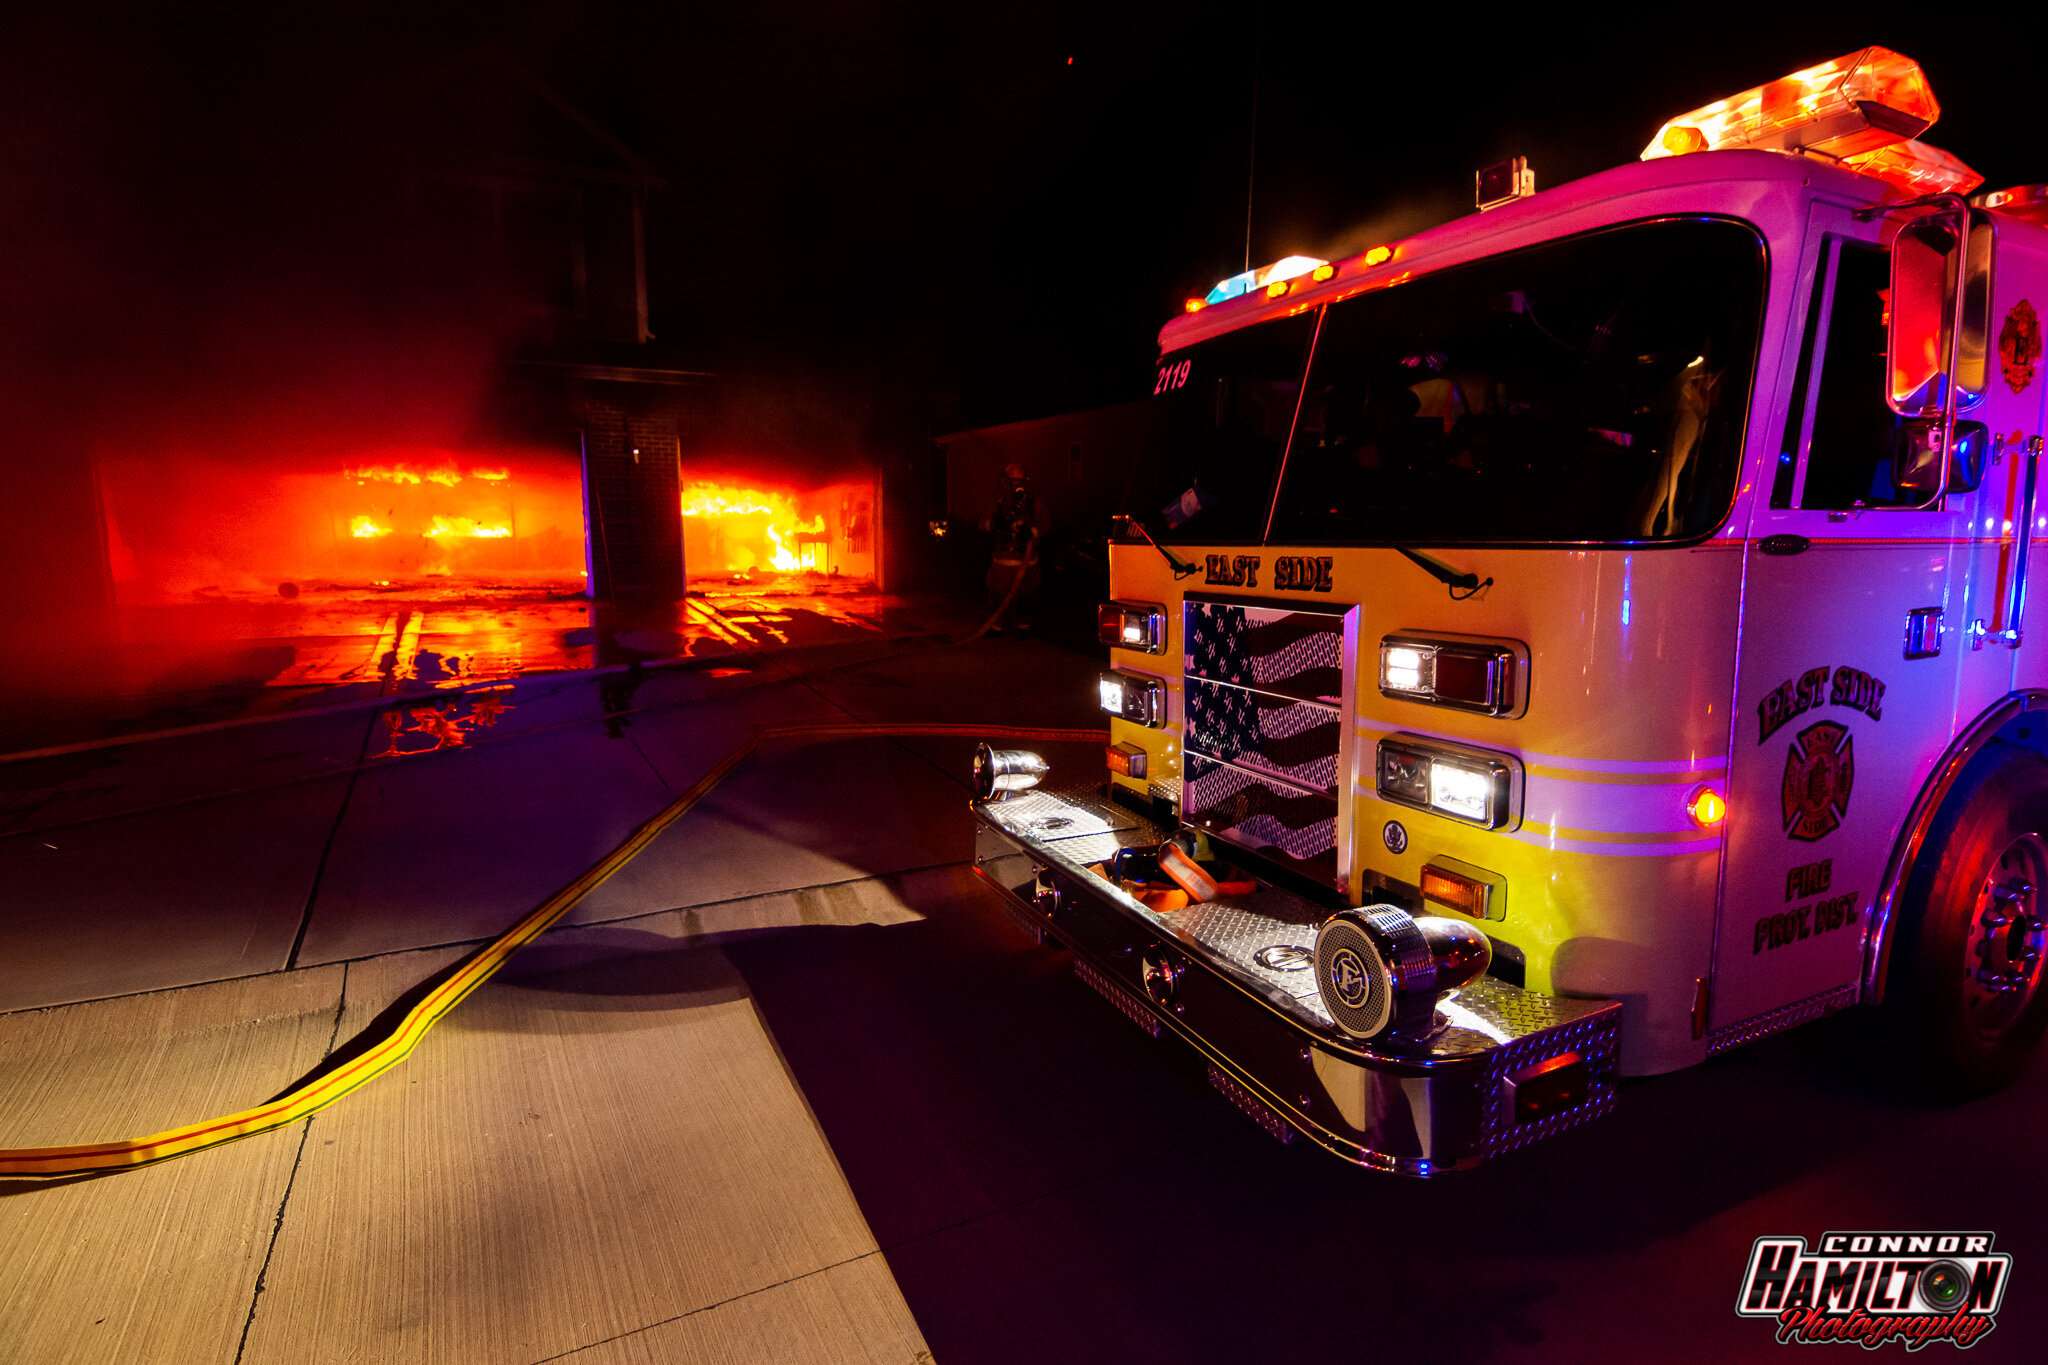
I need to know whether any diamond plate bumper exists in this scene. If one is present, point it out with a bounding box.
[972,785,1621,1175]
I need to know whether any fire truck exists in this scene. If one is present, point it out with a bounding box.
[969,47,2048,1174]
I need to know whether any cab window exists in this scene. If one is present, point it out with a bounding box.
[1799,242,1908,510]
[1120,312,1315,544]
[1267,217,1764,545]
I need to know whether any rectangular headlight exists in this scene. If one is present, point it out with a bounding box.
[1379,634,1521,716]
[1376,737,1519,830]
[1430,763,1494,822]
[1098,600,1166,653]
[1098,669,1167,726]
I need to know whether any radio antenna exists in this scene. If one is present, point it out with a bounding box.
[1242,54,1260,273]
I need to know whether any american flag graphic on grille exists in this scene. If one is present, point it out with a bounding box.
[1184,602,1344,704]
[1184,677,1341,794]
[1183,754,1338,879]
[1182,599,1350,885]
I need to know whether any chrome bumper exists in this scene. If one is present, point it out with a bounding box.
[971,784,1621,1175]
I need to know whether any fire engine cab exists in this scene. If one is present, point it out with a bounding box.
[969,47,2048,1174]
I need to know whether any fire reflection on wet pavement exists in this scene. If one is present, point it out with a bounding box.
[110,576,907,696]
[0,577,956,761]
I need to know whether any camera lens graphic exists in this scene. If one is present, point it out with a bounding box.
[1918,1260,1969,1310]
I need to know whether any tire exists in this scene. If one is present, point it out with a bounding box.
[1883,741,2048,1098]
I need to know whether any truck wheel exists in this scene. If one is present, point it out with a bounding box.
[1885,743,2048,1097]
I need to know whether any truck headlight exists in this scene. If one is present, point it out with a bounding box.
[1097,600,1166,653]
[1376,737,1520,830]
[1378,634,1523,716]
[1098,670,1167,726]
[1314,904,1493,1039]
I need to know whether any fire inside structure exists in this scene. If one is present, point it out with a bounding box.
[89,442,883,700]
[101,450,587,601]
[99,455,878,601]
[679,478,877,584]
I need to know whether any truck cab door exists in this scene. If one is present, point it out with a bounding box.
[1711,211,1972,1033]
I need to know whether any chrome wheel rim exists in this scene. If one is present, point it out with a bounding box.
[1963,832,2048,1035]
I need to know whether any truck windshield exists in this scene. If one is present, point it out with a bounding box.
[1119,311,1315,544]
[1269,218,1764,545]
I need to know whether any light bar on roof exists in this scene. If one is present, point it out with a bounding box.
[1204,254,1328,306]
[1843,138,1984,196]
[1641,46,1938,163]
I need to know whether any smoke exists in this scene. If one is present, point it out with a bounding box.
[1311,191,1471,270]
[680,370,884,491]
[0,18,575,698]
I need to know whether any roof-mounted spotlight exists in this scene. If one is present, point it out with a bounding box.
[974,743,1048,801]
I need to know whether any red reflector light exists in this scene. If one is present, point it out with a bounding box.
[1504,1052,1588,1124]
[1106,741,1148,779]
[1098,601,1164,652]
[1096,602,1125,646]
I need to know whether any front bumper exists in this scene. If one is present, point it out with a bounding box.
[971,784,1621,1175]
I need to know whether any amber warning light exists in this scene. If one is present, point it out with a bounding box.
[1641,47,1981,198]
[1642,45,1938,162]
[1420,858,1505,922]
[1688,785,1728,827]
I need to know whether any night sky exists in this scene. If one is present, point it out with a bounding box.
[4,5,2040,431]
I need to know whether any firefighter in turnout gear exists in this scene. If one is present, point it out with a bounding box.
[983,462,1050,633]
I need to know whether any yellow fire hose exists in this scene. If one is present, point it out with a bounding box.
[0,721,1104,1181]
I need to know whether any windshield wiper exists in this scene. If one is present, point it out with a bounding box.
[1396,546,1492,601]
[1118,517,1202,580]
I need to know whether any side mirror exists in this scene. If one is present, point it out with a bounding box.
[1888,210,1994,415]
[1893,419,1990,497]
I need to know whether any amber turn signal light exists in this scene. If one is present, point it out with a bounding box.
[1687,785,1728,827]
[1420,857,1505,921]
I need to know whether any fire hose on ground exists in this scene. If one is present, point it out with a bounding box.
[0,721,1104,1182]
[960,531,1039,645]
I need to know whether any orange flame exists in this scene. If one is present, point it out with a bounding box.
[679,480,826,572]
[348,465,421,485]
[426,516,512,539]
[351,516,392,538]
[347,462,477,486]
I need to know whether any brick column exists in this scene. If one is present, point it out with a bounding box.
[581,400,684,599]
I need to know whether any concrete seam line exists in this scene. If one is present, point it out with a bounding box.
[0,858,977,1019]
[0,723,1103,1180]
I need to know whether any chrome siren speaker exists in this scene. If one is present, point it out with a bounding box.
[1314,905,1493,1039]
[974,744,1049,801]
